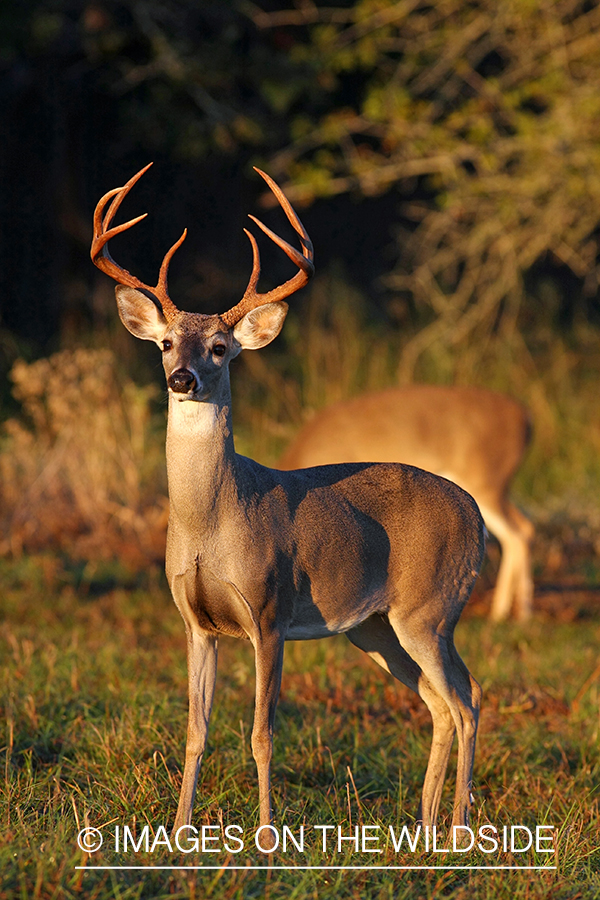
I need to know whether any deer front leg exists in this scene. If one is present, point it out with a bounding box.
[173,629,218,833]
[251,633,285,850]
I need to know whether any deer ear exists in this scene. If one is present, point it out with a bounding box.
[115,286,169,343]
[232,301,288,350]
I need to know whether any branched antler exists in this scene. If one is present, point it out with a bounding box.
[91,164,314,326]
[91,163,184,321]
[221,168,314,327]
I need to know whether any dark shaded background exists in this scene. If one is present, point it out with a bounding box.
[0,2,397,382]
[2,0,599,402]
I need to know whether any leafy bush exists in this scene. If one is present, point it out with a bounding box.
[262,0,600,371]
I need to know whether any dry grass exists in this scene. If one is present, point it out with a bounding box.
[233,272,402,463]
[0,349,168,568]
[1,279,600,897]
[0,555,598,899]
[3,276,600,572]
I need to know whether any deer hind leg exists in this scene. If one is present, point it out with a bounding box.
[506,502,535,621]
[251,633,285,850]
[346,614,459,829]
[480,501,534,622]
[173,628,218,833]
[386,612,481,832]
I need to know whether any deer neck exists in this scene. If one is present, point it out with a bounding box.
[166,388,237,527]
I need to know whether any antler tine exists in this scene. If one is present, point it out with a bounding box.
[103,162,153,237]
[252,167,314,259]
[92,189,147,265]
[91,163,182,322]
[92,163,152,265]
[220,168,314,328]
[158,228,188,298]
[241,228,262,297]
[247,215,311,271]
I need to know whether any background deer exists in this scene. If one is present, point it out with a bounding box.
[91,164,485,845]
[280,386,534,622]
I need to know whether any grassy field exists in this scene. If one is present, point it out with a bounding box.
[2,281,600,897]
[1,552,599,900]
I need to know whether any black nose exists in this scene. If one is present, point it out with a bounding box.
[168,368,197,393]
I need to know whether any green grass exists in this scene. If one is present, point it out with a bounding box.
[1,556,599,899]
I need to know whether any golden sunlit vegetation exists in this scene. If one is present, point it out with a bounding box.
[0,349,167,567]
[261,0,600,377]
[3,2,600,898]
[1,556,599,899]
[6,274,600,570]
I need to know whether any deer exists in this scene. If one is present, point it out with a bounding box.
[91,163,485,848]
[279,386,534,622]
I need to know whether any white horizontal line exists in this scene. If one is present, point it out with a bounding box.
[75,865,558,871]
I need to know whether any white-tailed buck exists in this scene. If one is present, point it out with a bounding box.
[280,386,534,622]
[91,164,484,845]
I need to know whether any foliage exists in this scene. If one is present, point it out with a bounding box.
[0,349,167,566]
[2,7,600,897]
[1,556,599,898]
[1,0,318,161]
[0,0,329,372]
[4,0,600,376]
[254,0,600,372]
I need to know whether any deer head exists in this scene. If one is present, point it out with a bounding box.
[91,164,314,402]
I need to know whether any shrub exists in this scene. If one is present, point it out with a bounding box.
[0,348,167,568]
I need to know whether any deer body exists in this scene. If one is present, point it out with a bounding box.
[280,385,534,622]
[166,399,479,642]
[162,346,483,837]
[92,165,484,846]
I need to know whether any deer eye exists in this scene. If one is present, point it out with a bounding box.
[212,343,227,358]
[162,339,172,352]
